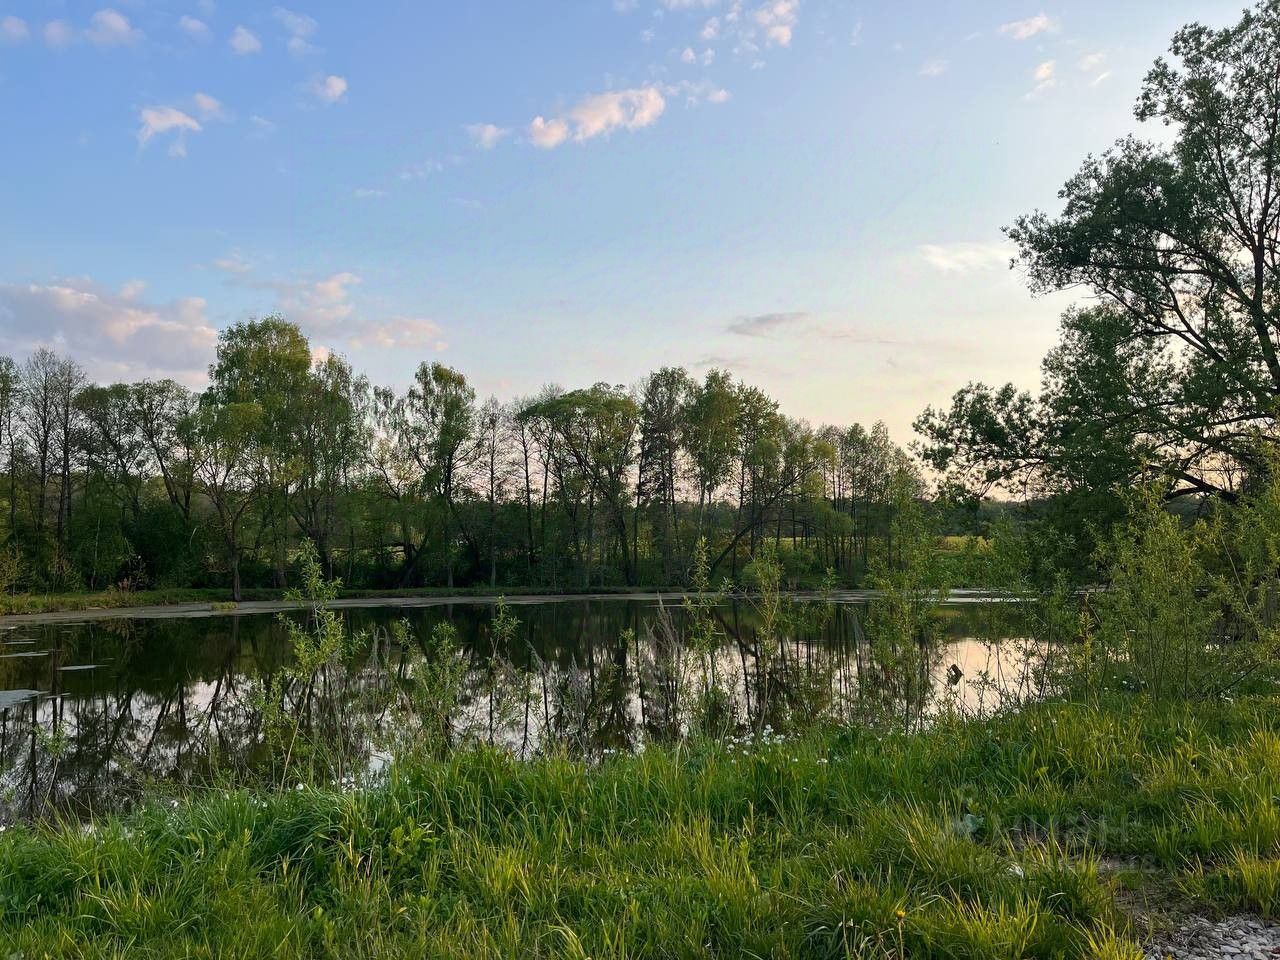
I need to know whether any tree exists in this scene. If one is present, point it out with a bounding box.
[402,362,476,587]
[919,0,1280,502]
[523,385,640,586]
[0,357,19,542]
[290,352,366,577]
[191,399,264,601]
[682,368,739,544]
[205,317,313,586]
[637,367,692,581]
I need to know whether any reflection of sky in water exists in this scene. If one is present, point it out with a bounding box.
[0,598,1030,822]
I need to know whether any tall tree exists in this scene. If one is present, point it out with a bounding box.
[637,367,692,582]
[683,369,739,541]
[402,362,476,587]
[204,317,312,586]
[920,0,1280,501]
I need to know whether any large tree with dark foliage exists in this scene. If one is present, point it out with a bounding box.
[918,0,1280,502]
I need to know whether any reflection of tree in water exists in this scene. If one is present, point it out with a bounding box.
[0,598,1021,822]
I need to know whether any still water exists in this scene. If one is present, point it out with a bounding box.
[0,596,1033,822]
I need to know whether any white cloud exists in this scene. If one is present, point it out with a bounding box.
[221,265,448,352]
[353,187,387,199]
[212,251,253,274]
[530,86,667,149]
[1077,51,1104,72]
[349,317,446,351]
[754,0,798,47]
[0,278,217,384]
[919,58,948,77]
[250,115,278,137]
[998,13,1056,40]
[918,242,1010,274]
[466,123,510,150]
[178,15,210,40]
[229,25,261,55]
[193,92,226,121]
[273,6,317,54]
[1026,59,1056,97]
[43,19,74,48]
[660,0,718,8]
[681,46,696,64]
[1090,70,1112,87]
[237,272,361,334]
[310,74,347,104]
[137,106,202,157]
[88,8,142,46]
[0,16,29,43]
[528,116,570,149]
[700,17,720,40]
[666,78,731,106]
[399,158,445,181]
[304,272,360,326]
[273,7,316,37]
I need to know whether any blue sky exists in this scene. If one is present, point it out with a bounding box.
[0,0,1246,439]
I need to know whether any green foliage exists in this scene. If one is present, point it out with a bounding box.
[919,0,1280,517]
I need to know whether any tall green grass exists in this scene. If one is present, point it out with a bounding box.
[3,697,1278,958]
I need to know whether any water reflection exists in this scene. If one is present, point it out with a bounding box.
[0,598,1031,822]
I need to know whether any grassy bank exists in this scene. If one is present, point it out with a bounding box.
[2,697,1278,958]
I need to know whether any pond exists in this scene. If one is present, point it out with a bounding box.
[0,595,1041,822]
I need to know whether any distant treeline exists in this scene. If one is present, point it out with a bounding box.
[0,319,923,599]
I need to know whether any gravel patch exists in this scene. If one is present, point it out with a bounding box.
[1144,915,1280,959]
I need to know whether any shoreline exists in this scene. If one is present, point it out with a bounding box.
[0,587,1016,627]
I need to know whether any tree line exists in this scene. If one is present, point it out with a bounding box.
[0,320,919,599]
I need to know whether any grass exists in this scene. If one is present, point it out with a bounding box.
[2,697,1278,958]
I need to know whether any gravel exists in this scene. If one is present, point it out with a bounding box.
[1144,915,1280,959]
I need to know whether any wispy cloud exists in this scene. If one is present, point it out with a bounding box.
[998,13,1057,40]
[137,106,202,157]
[273,6,318,54]
[348,317,447,351]
[193,92,227,121]
[728,311,808,337]
[919,58,948,78]
[0,15,29,43]
[87,8,142,46]
[212,251,254,275]
[178,15,210,40]
[1026,59,1056,98]
[466,123,510,150]
[918,242,1009,274]
[229,24,261,55]
[250,115,278,138]
[728,311,901,344]
[43,20,73,48]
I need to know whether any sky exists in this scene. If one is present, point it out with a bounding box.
[0,0,1249,442]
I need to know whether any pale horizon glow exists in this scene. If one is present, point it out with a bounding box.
[0,0,1244,442]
